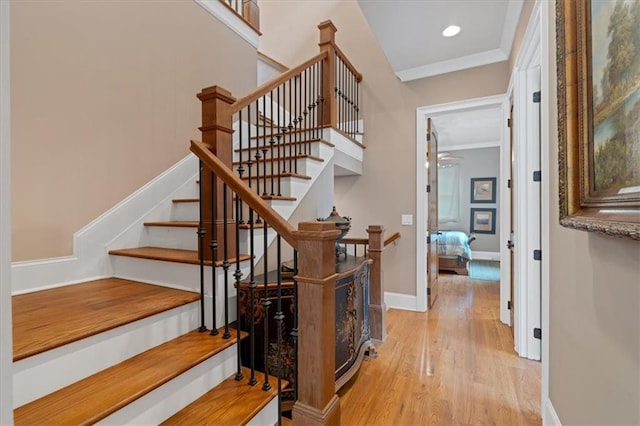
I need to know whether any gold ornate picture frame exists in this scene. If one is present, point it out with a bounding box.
[557,0,640,240]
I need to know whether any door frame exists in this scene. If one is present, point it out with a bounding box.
[416,94,509,314]
[506,0,543,361]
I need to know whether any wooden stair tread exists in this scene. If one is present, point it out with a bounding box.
[161,367,279,426]
[12,278,199,361]
[143,220,198,228]
[14,328,244,425]
[232,153,324,166]
[241,172,311,181]
[234,194,297,202]
[108,247,251,266]
[235,138,334,153]
[172,198,198,204]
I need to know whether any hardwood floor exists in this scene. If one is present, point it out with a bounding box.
[338,273,541,425]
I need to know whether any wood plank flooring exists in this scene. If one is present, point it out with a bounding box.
[338,273,541,426]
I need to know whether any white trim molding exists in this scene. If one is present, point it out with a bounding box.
[416,94,508,315]
[11,154,200,294]
[544,398,562,426]
[384,292,420,312]
[194,0,259,48]
[0,0,13,421]
[397,49,507,82]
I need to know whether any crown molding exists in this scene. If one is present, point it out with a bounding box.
[396,48,508,82]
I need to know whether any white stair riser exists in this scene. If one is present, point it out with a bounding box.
[98,345,238,425]
[171,202,199,221]
[247,397,279,426]
[111,256,249,293]
[234,141,323,163]
[234,156,321,178]
[13,302,199,408]
[142,226,198,251]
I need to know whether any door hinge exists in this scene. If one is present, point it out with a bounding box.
[533,250,542,261]
[533,170,541,182]
[533,91,541,103]
[507,118,511,128]
[534,328,542,339]
[426,133,431,142]
[507,300,512,310]
[426,184,431,193]
[507,178,512,189]
[426,235,431,244]
[426,287,431,296]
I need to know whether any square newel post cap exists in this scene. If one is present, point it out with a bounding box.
[295,221,341,241]
[197,85,236,104]
[318,20,337,46]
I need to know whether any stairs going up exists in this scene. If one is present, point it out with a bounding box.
[12,279,278,425]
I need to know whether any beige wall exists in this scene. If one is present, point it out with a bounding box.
[546,3,640,424]
[11,0,257,261]
[259,0,509,296]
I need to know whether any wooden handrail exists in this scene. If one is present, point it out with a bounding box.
[334,43,363,82]
[341,231,400,248]
[384,231,401,247]
[232,52,328,112]
[190,140,298,249]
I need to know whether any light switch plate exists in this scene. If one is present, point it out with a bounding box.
[401,214,413,226]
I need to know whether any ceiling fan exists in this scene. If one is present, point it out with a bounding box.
[437,152,463,161]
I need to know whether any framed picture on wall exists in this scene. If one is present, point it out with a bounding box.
[556,0,640,240]
[470,208,496,234]
[470,177,497,203]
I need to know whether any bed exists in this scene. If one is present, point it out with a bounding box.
[437,231,475,275]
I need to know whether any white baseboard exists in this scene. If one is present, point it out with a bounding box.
[472,250,500,261]
[11,154,199,294]
[543,397,561,426]
[193,0,259,48]
[384,291,423,312]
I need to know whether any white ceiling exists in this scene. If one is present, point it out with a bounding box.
[356,0,516,150]
[429,104,503,150]
[357,0,524,82]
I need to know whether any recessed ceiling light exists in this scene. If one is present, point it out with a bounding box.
[442,25,461,37]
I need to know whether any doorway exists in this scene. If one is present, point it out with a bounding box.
[416,95,510,319]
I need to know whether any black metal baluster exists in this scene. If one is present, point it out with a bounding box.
[320,59,324,137]
[237,110,244,224]
[292,75,298,172]
[288,79,294,174]
[254,100,262,209]
[303,68,308,156]
[248,205,257,385]
[356,79,360,134]
[246,107,254,223]
[234,188,244,381]
[198,160,207,333]
[276,85,282,196]
[291,250,299,402]
[274,235,284,421]
[261,212,271,391]
[222,183,231,339]
[210,171,219,336]
[262,96,268,196]
[269,90,275,196]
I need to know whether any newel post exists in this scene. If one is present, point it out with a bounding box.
[367,225,387,342]
[197,86,237,261]
[318,20,337,128]
[292,222,341,425]
[242,0,260,32]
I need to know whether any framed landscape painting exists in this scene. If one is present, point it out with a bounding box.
[557,0,640,240]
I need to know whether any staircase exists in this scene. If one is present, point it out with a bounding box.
[11,19,366,425]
